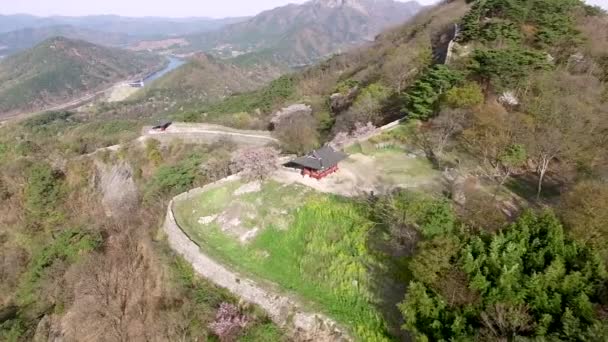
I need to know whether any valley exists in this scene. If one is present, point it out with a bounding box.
[0,37,164,118]
[106,56,187,102]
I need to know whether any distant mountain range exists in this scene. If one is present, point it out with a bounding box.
[0,0,421,65]
[0,14,248,36]
[183,0,422,66]
[0,25,136,56]
[0,14,248,56]
[0,37,162,116]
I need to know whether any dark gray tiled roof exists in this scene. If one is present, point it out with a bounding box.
[286,146,348,170]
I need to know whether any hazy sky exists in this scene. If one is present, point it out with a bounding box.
[1,0,441,18]
[587,0,608,8]
[0,0,605,18]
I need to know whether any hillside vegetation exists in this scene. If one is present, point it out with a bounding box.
[0,109,288,340]
[1,0,608,341]
[162,0,469,135]
[130,53,281,117]
[176,0,608,339]
[0,36,162,116]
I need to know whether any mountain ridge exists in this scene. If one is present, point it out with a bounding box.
[0,25,135,56]
[0,14,248,37]
[183,0,422,65]
[0,36,163,116]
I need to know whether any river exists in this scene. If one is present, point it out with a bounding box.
[143,56,186,85]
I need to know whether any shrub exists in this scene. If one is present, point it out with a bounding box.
[24,163,63,228]
[15,140,40,156]
[381,191,456,239]
[145,139,163,166]
[334,83,392,131]
[172,110,202,123]
[334,79,359,94]
[206,75,296,115]
[403,65,464,120]
[22,111,73,130]
[560,181,608,260]
[17,228,101,305]
[443,82,484,108]
[144,155,202,201]
[209,303,250,341]
[229,112,253,129]
[0,319,26,341]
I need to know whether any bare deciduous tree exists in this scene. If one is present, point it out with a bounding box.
[274,114,319,154]
[461,103,528,192]
[479,303,534,340]
[64,228,163,342]
[416,108,468,158]
[352,121,377,139]
[328,132,351,150]
[328,122,377,150]
[209,303,250,342]
[522,71,605,198]
[381,37,432,92]
[230,147,280,181]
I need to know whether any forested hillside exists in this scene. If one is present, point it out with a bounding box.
[0,36,162,116]
[180,0,608,337]
[130,53,281,116]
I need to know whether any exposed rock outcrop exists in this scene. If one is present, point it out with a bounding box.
[34,314,64,342]
[94,160,138,218]
[498,91,519,107]
[329,87,359,113]
[444,168,468,206]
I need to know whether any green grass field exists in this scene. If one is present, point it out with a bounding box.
[174,180,395,341]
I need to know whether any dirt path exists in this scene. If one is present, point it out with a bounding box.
[163,177,351,341]
[142,123,279,147]
[74,122,277,159]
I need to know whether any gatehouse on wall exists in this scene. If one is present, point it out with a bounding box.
[284,146,347,180]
